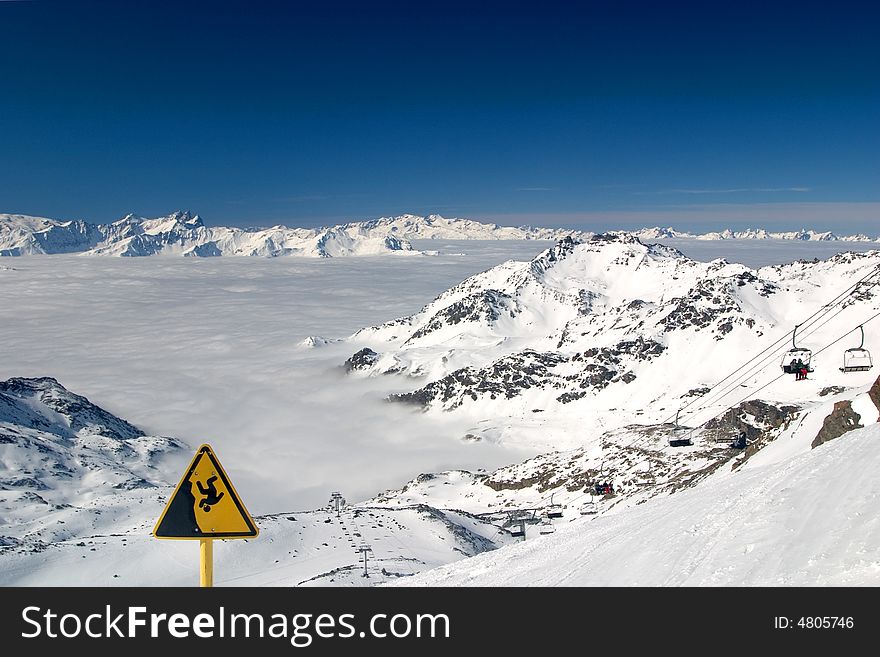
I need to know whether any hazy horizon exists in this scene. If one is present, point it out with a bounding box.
[4,206,878,237]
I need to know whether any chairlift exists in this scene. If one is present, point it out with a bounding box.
[730,431,747,450]
[539,517,555,535]
[840,325,873,373]
[546,492,564,519]
[508,522,526,538]
[587,459,613,496]
[635,467,657,485]
[579,500,598,515]
[781,324,814,374]
[669,408,693,447]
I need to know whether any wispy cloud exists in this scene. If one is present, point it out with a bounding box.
[637,187,812,196]
[516,187,556,192]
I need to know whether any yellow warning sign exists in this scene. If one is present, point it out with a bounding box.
[153,444,259,540]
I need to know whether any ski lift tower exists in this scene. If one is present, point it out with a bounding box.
[330,491,346,517]
[357,543,373,578]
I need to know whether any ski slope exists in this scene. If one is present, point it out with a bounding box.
[3,237,879,586]
[396,422,880,586]
[0,505,509,587]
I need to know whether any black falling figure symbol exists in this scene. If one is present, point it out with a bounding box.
[197,475,224,512]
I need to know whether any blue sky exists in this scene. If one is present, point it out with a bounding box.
[1,0,877,232]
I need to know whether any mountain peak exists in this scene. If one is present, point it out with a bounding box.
[166,210,203,228]
[116,213,145,224]
[0,376,145,441]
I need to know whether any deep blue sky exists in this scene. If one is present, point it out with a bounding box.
[1,0,878,232]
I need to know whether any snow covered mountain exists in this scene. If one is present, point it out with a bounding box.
[343,235,880,538]
[3,211,877,258]
[0,214,105,255]
[350,216,880,243]
[0,377,186,547]
[340,214,590,241]
[632,225,880,242]
[0,211,416,257]
[4,231,880,586]
[0,376,509,585]
[347,235,879,425]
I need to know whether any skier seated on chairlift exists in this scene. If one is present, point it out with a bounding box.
[799,362,809,380]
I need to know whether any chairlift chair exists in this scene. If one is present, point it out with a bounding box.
[546,493,564,519]
[669,408,693,447]
[635,468,657,485]
[781,324,814,374]
[840,325,873,373]
[539,517,555,535]
[579,501,598,515]
[669,428,693,447]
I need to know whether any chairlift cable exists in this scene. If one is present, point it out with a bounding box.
[661,263,880,425]
[672,267,880,425]
[527,264,880,513]
[688,308,880,432]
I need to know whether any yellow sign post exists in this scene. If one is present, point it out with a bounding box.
[153,444,258,587]
[200,539,213,587]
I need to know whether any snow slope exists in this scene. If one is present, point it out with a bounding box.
[395,421,880,586]
[0,377,511,585]
[0,377,187,546]
[0,503,510,587]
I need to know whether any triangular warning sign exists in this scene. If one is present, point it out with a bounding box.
[153,444,259,540]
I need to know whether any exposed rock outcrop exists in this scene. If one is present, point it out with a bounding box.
[868,374,880,422]
[812,401,863,449]
[344,348,381,373]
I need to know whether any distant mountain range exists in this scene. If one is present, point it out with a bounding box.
[2,211,877,258]
[629,225,879,242]
[350,214,880,243]
[0,211,417,257]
